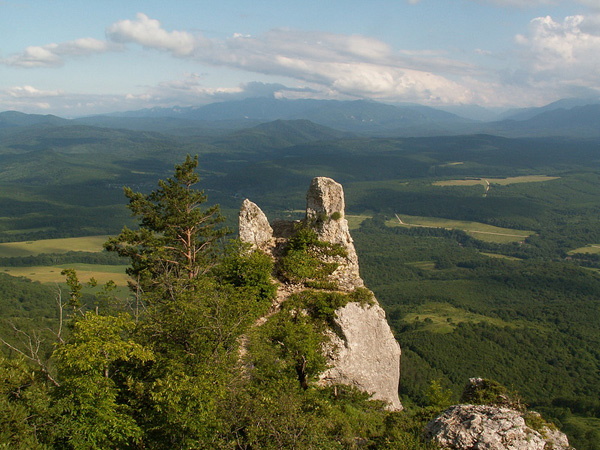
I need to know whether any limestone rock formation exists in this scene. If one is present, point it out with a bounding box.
[239,176,402,411]
[425,404,571,450]
[239,199,273,251]
[305,177,363,290]
[320,302,402,410]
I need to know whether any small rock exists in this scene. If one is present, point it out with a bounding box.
[425,404,571,450]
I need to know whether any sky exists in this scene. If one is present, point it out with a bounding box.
[1,0,600,117]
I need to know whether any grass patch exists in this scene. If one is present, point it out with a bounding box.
[346,214,372,230]
[568,244,600,255]
[402,302,519,334]
[481,252,522,261]
[0,236,109,258]
[0,264,129,285]
[386,214,533,243]
[406,261,436,270]
[433,175,560,187]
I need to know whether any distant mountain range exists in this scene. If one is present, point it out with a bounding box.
[2,96,600,139]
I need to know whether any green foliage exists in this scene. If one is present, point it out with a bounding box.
[52,312,153,449]
[523,411,556,434]
[425,379,453,410]
[105,155,228,299]
[460,378,523,410]
[348,286,376,306]
[212,240,276,301]
[132,274,273,448]
[60,268,82,313]
[0,251,125,267]
[278,225,347,288]
[248,297,329,389]
[0,355,52,449]
[287,290,351,325]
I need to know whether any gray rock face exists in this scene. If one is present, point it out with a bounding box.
[320,302,402,410]
[239,177,402,411]
[239,199,273,251]
[425,404,571,450]
[305,177,363,290]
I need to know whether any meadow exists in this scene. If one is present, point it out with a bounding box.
[0,235,109,257]
[0,235,129,285]
[432,175,560,187]
[384,214,533,243]
[399,302,519,334]
[0,263,129,285]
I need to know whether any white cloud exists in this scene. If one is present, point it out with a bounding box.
[7,85,63,98]
[516,14,600,81]
[101,15,478,105]
[14,10,600,113]
[106,13,202,56]
[2,38,115,68]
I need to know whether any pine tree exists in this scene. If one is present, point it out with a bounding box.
[105,155,228,301]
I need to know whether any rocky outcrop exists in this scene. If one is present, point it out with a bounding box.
[239,199,273,251]
[239,176,402,411]
[320,302,402,410]
[425,404,571,450]
[305,177,363,290]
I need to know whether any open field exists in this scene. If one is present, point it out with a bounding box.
[480,252,522,260]
[569,244,600,255]
[346,214,371,230]
[0,263,129,285]
[433,175,560,187]
[401,302,519,334]
[406,261,436,270]
[0,235,109,258]
[386,214,533,243]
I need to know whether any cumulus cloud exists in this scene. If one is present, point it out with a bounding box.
[106,13,204,56]
[101,15,478,105]
[516,13,600,85]
[15,10,599,112]
[2,38,115,68]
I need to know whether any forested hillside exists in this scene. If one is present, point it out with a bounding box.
[1,116,600,447]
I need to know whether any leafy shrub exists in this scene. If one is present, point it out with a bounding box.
[213,240,277,302]
[460,378,524,411]
[278,224,347,287]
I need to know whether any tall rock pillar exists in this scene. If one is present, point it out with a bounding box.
[239,177,402,411]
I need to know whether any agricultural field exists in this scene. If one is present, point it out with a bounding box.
[385,214,533,243]
[432,175,560,187]
[0,264,129,285]
[0,235,109,257]
[346,214,371,230]
[0,235,129,285]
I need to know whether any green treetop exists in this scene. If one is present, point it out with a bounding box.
[105,155,228,299]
